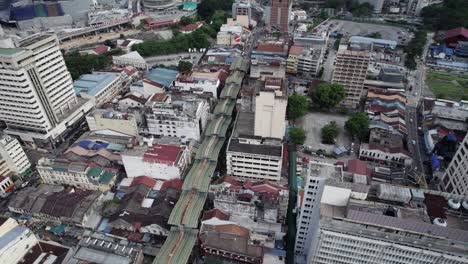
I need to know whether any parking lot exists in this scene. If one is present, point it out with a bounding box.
[298,112,353,153]
[320,20,412,44]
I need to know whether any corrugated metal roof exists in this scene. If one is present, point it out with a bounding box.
[347,210,468,242]
[74,73,120,96]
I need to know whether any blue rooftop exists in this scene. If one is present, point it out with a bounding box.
[0,226,28,250]
[350,36,398,49]
[74,73,120,96]
[144,68,179,87]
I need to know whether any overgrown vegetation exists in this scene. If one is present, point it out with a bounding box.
[289,127,307,145]
[421,0,468,30]
[132,9,228,57]
[64,51,111,80]
[287,93,309,120]
[311,83,346,109]
[404,29,427,70]
[177,60,193,73]
[345,113,370,141]
[321,121,340,144]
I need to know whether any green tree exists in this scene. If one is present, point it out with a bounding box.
[103,39,116,48]
[177,60,193,72]
[311,83,346,109]
[326,0,346,8]
[287,93,308,120]
[366,32,382,39]
[345,113,370,140]
[197,0,233,20]
[350,2,374,17]
[421,0,468,30]
[334,38,341,50]
[64,51,111,80]
[321,121,340,144]
[289,127,306,145]
[179,16,196,26]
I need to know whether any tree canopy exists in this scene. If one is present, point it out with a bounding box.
[177,60,193,73]
[365,32,382,39]
[311,83,346,109]
[421,0,468,30]
[64,51,111,80]
[287,93,308,120]
[404,30,427,70]
[350,2,374,17]
[345,113,370,141]
[197,0,233,20]
[289,127,306,145]
[179,16,197,26]
[321,121,340,144]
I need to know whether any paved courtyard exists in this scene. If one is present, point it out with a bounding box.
[298,112,353,153]
[328,20,412,43]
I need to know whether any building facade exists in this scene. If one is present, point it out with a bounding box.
[0,176,14,198]
[37,159,117,191]
[0,134,31,177]
[121,142,190,180]
[332,49,371,109]
[227,136,283,181]
[269,0,291,32]
[0,34,93,144]
[440,133,468,195]
[145,95,209,142]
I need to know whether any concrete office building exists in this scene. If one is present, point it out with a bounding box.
[295,161,343,261]
[269,0,292,32]
[232,0,252,26]
[121,141,190,180]
[406,0,443,16]
[332,48,371,109]
[440,133,468,195]
[227,112,283,182]
[295,160,468,264]
[0,34,93,145]
[0,134,31,177]
[145,94,209,142]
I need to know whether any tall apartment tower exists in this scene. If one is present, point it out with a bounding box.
[254,91,287,139]
[0,34,93,145]
[295,161,342,263]
[0,134,31,177]
[440,133,468,195]
[269,0,291,32]
[331,48,371,109]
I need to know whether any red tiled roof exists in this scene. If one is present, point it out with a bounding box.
[256,43,286,53]
[181,21,203,32]
[214,224,250,237]
[161,178,183,190]
[445,27,468,40]
[289,45,304,56]
[131,176,157,188]
[249,180,287,193]
[94,45,110,55]
[202,209,230,221]
[216,175,240,186]
[150,93,169,102]
[122,94,147,104]
[346,159,368,175]
[143,144,183,164]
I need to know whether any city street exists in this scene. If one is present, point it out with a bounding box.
[405,106,427,187]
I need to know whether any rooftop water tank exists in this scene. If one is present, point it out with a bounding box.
[432,218,447,227]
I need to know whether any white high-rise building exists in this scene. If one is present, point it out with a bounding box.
[440,133,468,195]
[295,160,468,264]
[0,34,93,145]
[0,134,31,177]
